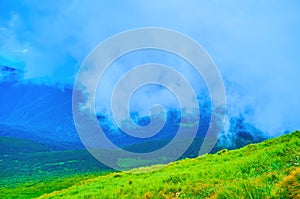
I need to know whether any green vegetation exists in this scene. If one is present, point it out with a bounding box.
[0,136,53,154]
[273,167,300,198]
[1,132,299,198]
[0,137,112,199]
[34,131,299,199]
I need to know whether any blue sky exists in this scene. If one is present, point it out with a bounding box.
[1,0,300,135]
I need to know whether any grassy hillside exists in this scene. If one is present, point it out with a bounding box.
[0,137,112,199]
[38,131,300,199]
[0,136,54,154]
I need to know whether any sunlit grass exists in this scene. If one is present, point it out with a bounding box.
[36,131,300,199]
[0,144,112,199]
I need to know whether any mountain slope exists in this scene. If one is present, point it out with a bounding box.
[0,136,55,154]
[0,82,80,144]
[39,131,300,199]
[0,136,112,199]
[0,79,266,152]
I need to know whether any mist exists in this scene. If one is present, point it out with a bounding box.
[1,0,300,136]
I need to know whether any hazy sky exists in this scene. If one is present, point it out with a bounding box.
[1,0,300,135]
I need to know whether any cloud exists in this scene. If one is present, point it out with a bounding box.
[1,0,300,135]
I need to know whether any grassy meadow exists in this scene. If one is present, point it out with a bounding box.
[0,136,112,199]
[33,131,300,199]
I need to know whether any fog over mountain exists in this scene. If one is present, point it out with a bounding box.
[1,1,299,151]
[0,66,265,154]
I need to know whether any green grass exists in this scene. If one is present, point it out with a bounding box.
[0,137,113,199]
[34,131,300,199]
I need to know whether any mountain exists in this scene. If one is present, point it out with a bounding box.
[99,112,265,157]
[37,131,300,199]
[0,65,24,82]
[0,136,55,154]
[0,77,266,152]
[0,81,81,148]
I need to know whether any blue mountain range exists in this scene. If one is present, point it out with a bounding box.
[0,65,266,154]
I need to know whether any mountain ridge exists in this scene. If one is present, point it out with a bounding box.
[0,80,267,152]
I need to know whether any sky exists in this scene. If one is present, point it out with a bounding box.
[0,0,300,136]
